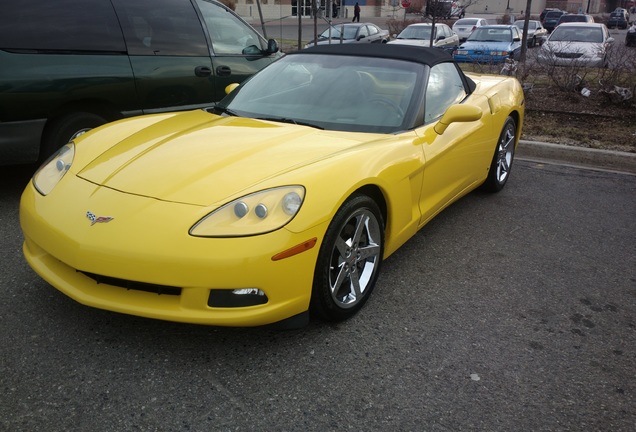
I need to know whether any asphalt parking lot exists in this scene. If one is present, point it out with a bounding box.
[1,148,635,430]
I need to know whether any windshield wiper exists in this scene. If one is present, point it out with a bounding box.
[212,106,239,116]
[256,117,324,130]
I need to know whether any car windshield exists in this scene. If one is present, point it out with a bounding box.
[320,25,358,40]
[397,26,433,39]
[467,28,511,42]
[455,18,478,26]
[514,20,537,30]
[215,53,424,134]
[549,26,602,43]
[545,11,563,19]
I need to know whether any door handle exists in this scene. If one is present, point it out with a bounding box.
[194,66,212,77]
[216,65,232,77]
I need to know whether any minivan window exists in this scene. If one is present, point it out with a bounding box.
[196,0,265,54]
[0,0,125,52]
[112,0,209,56]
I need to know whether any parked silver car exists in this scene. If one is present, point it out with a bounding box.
[452,17,488,42]
[305,23,389,48]
[537,23,614,68]
[388,23,459,51]
[513,20,548,47]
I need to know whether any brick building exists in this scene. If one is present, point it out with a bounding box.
[233,0,633,20]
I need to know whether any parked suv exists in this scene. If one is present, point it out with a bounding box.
[0,0,281,165]
[543,10,568,32]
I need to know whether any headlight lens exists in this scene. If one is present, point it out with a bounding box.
[32,143,75,195]
[190,186,305,237]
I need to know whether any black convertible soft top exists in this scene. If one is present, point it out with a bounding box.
[299,43,454,68]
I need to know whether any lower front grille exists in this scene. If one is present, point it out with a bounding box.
[556,52,583,59]
[80,271,182,296]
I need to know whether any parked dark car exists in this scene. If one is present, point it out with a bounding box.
[607,9,630,29]
[0,0,281,165]
[626,21,636,46]
[558,14,594,24]
[543,10,568,32]
[540,8,561,23]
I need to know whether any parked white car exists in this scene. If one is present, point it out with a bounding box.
[388,23,459,51]
[537,23,614,68]
[452,17,488,42]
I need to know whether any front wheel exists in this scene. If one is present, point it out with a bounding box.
[310,194,384,322]
[481,116,516,193]
[41,112,108,162]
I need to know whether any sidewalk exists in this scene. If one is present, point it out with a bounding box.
[517,141,636,175]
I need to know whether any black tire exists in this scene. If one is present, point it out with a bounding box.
[530,36,536,47]
[41,112,107,161]
[481,116,516,193]
[310,194,384,322]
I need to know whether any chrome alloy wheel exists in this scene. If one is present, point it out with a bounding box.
[495,120,516,185]
[327,208,382,309]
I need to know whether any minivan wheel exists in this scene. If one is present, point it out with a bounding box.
[41,112,107,161]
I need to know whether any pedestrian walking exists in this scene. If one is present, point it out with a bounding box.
[352,2,360,22]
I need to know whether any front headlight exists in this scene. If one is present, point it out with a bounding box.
[32,143,75,196]
[190,186,305,237]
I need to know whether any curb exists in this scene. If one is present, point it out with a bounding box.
[517,140,636,175]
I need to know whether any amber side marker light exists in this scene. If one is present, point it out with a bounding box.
[271,238,317,261]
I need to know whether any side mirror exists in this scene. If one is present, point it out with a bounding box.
[225,83,240,95]
[267,39,279,54]
[434,104,482,135]
[607,37,615,44]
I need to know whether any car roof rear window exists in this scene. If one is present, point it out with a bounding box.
[456,19,478,25]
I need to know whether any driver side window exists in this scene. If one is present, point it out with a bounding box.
[424,63,467,124]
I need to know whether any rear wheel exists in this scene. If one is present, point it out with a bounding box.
[41,112,107,161]
[310,194,384,322]
[481,116,516,193]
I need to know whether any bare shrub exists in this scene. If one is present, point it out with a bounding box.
[598,43,636,90]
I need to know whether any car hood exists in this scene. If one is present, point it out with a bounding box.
[460,41,514,50]
[388,39,432,47]
[543,40,604,55]
[75,110,378,207]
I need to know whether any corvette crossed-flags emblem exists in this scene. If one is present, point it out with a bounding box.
[86,211,114,226]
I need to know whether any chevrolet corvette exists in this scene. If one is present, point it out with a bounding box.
[20,44,525,328]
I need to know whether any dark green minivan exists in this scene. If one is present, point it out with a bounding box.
[0,0,280,165]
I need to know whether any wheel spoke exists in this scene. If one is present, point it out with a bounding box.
[351,214,367,246]
[330,261,348,295]
[334,235,348,258]
[358,243,380,261]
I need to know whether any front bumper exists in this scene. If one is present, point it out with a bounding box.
[20,179,326,327]
[453,53,509,64]
[537,53,605,68]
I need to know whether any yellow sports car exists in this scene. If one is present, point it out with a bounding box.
[20,44,524,328]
